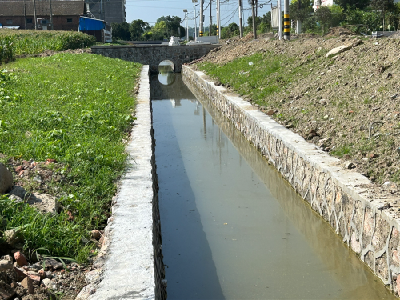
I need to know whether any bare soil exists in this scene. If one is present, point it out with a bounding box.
[194,29,400,200]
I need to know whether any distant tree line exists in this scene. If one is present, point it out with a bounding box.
[112,16,185,41]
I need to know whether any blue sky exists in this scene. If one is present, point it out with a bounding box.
[125,0,273,27]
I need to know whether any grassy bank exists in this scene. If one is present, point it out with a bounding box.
[0,53,141,262]
[197,36,400,185]
[0,30,96,64]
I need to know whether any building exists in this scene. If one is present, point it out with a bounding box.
[313,0,334,10]
[85,0,125,24]
[0,0,85,30]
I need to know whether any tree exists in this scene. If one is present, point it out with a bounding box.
[370,0,395,30]
[290,0,313,23]
[315,6,332,33]
[247,16,262,29]
[334,0,370,10]
[259,11,272,33]
[221,22,240,38]
[248,0,258,38]
[130,19,150,41]
[111,22,131,41]
[329,5,344,27]
[156,16,185,38]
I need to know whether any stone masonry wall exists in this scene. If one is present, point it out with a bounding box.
[91,44,220,73]
[182,65,400,296]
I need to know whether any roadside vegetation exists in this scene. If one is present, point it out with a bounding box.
[0,51,141,262]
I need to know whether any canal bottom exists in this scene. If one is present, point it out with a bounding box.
[151,72,395,300]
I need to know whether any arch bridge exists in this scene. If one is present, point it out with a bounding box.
[91,44,220,73]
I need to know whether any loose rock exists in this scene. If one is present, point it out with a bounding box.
[0,163,13,194]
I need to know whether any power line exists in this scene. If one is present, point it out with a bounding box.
[222,7,238,26]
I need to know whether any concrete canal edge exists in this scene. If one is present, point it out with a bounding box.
[76,65,166,300]
[182,65,400,296]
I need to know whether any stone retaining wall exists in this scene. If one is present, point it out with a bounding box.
[182,65,400,296]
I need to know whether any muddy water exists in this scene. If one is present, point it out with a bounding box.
[152,71,395,300]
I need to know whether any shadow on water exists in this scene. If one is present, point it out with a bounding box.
[152,72,225,300]
[192,86,395,300]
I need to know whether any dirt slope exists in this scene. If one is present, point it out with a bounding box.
[194,29,400,208]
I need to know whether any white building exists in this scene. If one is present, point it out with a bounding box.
[313,0,334,10]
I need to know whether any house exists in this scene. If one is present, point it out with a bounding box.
[313,0,334,11]
[85,0,125,24]
[0,0,85,30]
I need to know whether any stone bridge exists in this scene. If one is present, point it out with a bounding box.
[91,44,220,73]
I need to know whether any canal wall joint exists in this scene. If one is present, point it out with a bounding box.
[76,66,166,300]
[182,65,400,296]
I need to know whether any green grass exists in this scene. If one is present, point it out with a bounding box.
[0,53,141,262]
[197,51,313,106]
[0,30,96,57]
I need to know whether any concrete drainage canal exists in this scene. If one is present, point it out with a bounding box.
[151,67,395,299]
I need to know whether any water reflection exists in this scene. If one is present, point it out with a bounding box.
[194,89,395,300]
[158,63,176,86]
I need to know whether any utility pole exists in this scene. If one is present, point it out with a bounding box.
[209,0,212,35]
[33,0,37,30]
[217,0,221,38]
[24,0,27,29]
[238,0,243,38]
[278,0,282,40]
[192,0,198,40]
[199,0,203,36]
[49,0,53,30]
[296,0,301,34]
[251,0,257,39]
[284,0,290,40]
[183,9,188,41]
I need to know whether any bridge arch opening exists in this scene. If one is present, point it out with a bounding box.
[158,60,176,86]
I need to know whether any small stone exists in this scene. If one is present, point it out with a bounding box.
[344,161,356,169]
[42,278,52,288]
[21,277,34,294]
[45,158,56,164]
[33,175,42,183]
[13,266,27,281]
[43,258,63,270]
[0,259,13,271]
[91,230,101,240]
[8,186,27,199]
[8,194,23,203]
[38,269,46,279]
[14,251,27,267]
[266,109,275,116]
[382,181,397,193]
[27,274,41,283]
[319,99,327,105]
[0,162,14,194]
